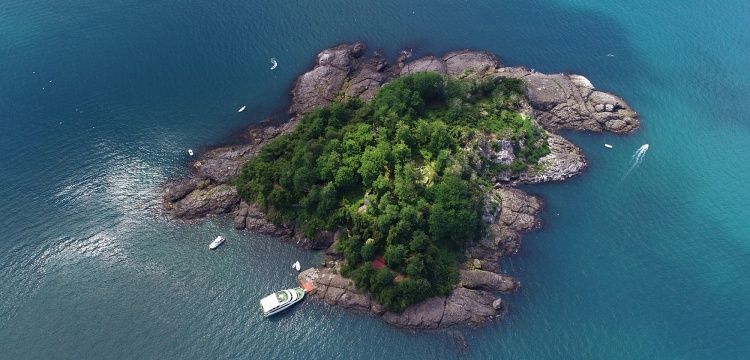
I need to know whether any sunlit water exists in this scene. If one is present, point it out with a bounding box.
[1,0,748,358]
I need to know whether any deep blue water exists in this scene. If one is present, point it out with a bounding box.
[2,0,749,358]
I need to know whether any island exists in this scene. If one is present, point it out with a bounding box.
[162,43,639,329]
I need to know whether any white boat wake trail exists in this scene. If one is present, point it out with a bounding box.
[622,144,649,179]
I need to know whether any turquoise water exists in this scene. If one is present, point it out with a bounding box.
[1,0,749,358]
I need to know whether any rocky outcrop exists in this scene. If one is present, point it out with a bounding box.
[298,266,508,329]
[163,180,239,219]
[459,269,518,292]
[517,133,587,183]
[496,68,639,133]
[162,118,298,221]
[289,43,397,115]
[398,52,639,134]
[163,42,640,329]
[465,187,543,273]
[442,50,501,77]
[400,55,447,76]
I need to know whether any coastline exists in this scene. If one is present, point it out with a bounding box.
[162,42,639,329]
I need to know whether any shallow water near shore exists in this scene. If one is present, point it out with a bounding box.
[1,0,749,358]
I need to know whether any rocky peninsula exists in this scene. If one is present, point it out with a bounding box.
[162,43,639,329]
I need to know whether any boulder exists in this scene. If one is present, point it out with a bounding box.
[492,298,504,311]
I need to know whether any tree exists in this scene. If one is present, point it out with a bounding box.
[361,238,376,261]
[384,244,408,271]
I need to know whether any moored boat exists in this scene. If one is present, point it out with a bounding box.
[209,236,225,249]
[260,287,305,317]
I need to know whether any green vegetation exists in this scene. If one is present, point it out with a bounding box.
[236,72,549,312]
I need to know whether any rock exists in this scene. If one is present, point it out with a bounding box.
[317,44,355,69]
[164,183,240,219]
[439,287,497,327]
[497,68,639,133]
[163,179,198,203]
[442,50,501,77]
[498,187,542,232]
[459,269,519,292]
[291,229,335,250]
[473,259,482,270]
[492,298,504,311]
[605,119,627,131]
[346,64,387,100]
[382,296,447,329]
[351,42,366,58]
[517,133,587,183]
[233,201,249,229]
[290,65,349,115]
[400,56,447,75]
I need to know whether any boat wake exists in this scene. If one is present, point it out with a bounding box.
[269,57,278,70]
[622,144,649,179]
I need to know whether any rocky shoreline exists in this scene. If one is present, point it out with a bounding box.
[162,43,638,329]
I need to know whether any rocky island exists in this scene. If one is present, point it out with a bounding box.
[162,43,639,329]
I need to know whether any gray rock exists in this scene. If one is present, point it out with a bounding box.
[442,50,501,77]
[492,298,504,311]
[517,133,587,184]
[164,183,239,219]
[290,65,349,115]
[459,269,519,292]
[400,56,447,75]
[439,287,497,327]
[346,64,386,100]
[496,68,639,133]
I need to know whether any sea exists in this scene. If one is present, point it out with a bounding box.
[1,0,749,358]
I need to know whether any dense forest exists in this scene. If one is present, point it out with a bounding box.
[236,72,549,311]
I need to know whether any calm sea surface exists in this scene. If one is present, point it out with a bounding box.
[1,0,749,358]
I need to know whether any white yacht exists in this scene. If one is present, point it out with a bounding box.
[237,105,246,113]
[209,236,225,250]
[260,287,305,317]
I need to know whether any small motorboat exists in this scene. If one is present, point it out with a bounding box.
[209,236,225,250]
[269,58,278,70]
[260,287,305,317]
[237,105,246,113]
[292,261,301,272]
[604,144,613,149]
[188,149,194,156]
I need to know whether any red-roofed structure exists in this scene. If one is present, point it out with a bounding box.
[372,256,386,269]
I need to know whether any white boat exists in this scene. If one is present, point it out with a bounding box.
[269,58,278,70]
[188,149,194,156]
[209,236,225,250]
[292,261,301,272]
[604,144,613,149]
[260,287,305,317]
[237,105,246,113]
